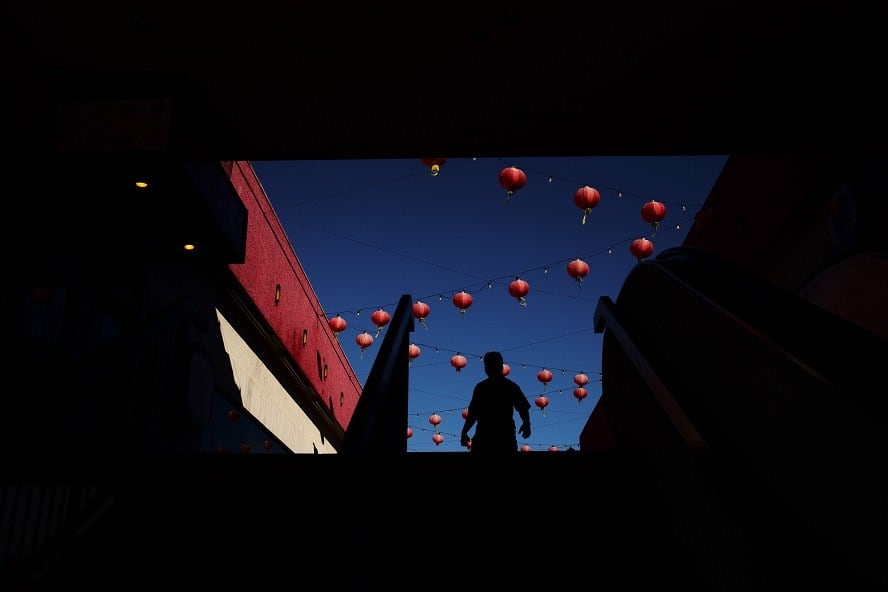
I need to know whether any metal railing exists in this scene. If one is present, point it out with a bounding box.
[339,294,414,455]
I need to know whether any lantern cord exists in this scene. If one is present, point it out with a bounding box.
[310,210,698,318]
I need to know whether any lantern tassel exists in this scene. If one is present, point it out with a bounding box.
[419,318,428,330]
[582,209,590,225]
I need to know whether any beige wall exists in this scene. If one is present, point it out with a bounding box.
[216,309,337,454]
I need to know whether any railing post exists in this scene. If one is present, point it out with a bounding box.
[340,294,414,455]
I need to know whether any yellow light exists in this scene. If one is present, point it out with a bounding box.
[183,243,196,251]
[135,180,149,189]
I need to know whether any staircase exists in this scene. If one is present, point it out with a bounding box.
[6,249,888,591]
[11,450,783,591]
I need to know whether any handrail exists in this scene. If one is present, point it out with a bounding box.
[654,246,888,426]
[339,294,414,455]
[593,295,716,462]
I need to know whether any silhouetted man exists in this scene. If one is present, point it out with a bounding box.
[460,351,531,453]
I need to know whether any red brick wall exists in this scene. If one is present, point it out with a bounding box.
[226,161,362,431]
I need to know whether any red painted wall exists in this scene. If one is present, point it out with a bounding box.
[225,161,362,432]
[684,154,845,293]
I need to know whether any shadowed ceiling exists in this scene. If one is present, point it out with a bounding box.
[6,1,886,160]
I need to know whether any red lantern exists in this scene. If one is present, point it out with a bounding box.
[239,443,251,454]
[421,157,447,176]
[537,369,553,392]
[566,258,590,285]
[370,308,390,337]
[574,186,601,224]
[462,408,469,419]
[356,331,374,358]
[451,353,467,373]
[429,413,442,430]
[548,445,559,452]
[499,166,527,198]
[502,363,511,376]
[413,299,430,329]
[535,395,549,415]
[574,372,589,387]
[508,278,530,306]
[573,387,588,403]
[406,427,414,439]
[520,444,532,452]
[227,409,240,421]
[432,433,445,446]
[466,438,472,449]
[641,200,667,235]
[263,440,274,450]
[408,343,421,363]
[452,291,473,314]
[630,237,655,262]
[328,314,347,338]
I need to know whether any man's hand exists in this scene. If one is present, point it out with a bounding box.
[519,423,531,439]
[460,432,471,447]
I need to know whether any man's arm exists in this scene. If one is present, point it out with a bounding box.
[460,413,475,447]
[516,389,531,439]
[518,408,531,439]
[460,396,477,447]
[518,407,530,427]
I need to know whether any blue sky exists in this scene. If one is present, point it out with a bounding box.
[251,155,727,452]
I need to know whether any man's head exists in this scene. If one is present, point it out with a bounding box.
[483,351,504,377]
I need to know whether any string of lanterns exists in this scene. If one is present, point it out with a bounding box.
[408,359,601,395]
[346,330,605,383]
[404,364,600,449]
[404,348,601,449]
[325,207,697,350]
[406,423,582,452]
[323,205,697,348]
[327,283,607,401]
[286,156,693,219]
